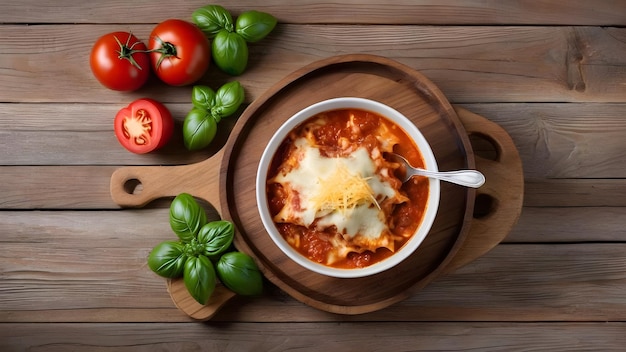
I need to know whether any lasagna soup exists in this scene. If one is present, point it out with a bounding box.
[266,108,429,269]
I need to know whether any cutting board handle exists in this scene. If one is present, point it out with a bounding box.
[109,148,236,320]
[109,148,225,213]
[442,107,524,274]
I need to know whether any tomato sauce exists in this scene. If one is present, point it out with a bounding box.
[267,108,429,269]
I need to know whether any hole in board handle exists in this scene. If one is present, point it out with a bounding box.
[123,178,143,195]
[469,132,500,162]
[473,193,497,219]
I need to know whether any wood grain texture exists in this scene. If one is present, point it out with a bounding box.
[0,0,623,25]
[3,103,625,210]
[507,207,626,243]
[1,26,625,104]
[463,103,626,179]
[3,211,626,323]
[3,172,622,209]
[2,322,626,351]
[2,0,626,349]
[524,179,626,207]
[443,107,523,274]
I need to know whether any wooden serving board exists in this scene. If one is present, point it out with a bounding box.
[110,54,523,320]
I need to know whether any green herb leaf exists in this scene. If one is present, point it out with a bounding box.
[184,255,217,305]
[212,30,248,76]
[235,10,277,43]
[191,4,234,37]
[191,85,216,111]
[147,241,187,278]
[198,220,235,261]
[212,81,245,122]
[216,252,263,296]
[183,108,217,151]
[169,193,207,243]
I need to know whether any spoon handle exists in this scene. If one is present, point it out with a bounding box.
[412,169,485,188]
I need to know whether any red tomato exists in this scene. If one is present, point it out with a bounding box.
[148,19,211,86]
[114,98,174,154]
[90,32,150,91]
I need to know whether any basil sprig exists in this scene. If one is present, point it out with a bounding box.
[183,81,244,151]
[192,5,276,76]
[147,193,262,305]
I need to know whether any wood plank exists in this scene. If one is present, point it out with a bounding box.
[0,166,120,209]
[4,104,626,209]
[506,207,626,243]
[2,322,626,351]
[524,179,626,207]
[2,212,626,323]
[0,103,237,166]
[4,103,626,179]
[462,103,626,179]
[0,0,623,25]
[0,26,625,104]
[3,166,626,209]
[3,206,624,246]
[4,111,626,209]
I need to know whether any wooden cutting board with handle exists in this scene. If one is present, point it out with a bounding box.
[110,54,523,320]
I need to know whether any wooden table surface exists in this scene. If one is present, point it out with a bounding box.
[2,1,626,350]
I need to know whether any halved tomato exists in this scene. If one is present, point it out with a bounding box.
[114,98,174,154]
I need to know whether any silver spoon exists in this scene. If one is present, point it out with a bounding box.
[388,153,485,188]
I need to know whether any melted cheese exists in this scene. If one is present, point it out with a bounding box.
[272,138,396,241]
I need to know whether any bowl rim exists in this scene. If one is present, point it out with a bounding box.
[255,97,440,278]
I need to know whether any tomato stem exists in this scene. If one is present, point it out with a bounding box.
[114,34,144,70]
[151,36,180,70]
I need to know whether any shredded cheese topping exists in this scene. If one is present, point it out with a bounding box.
[310,161,379,214]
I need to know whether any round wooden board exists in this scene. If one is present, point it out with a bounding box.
[219,54,476,314]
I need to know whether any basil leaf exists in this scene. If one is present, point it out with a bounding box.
[184,255,217,305]
[212,81,245,122]
[191,85,216,111]
[191,4,234,37]
[147,241,187,278]
[212,30,248,76]
[216,252,263,296]
[235,10,277,43]
[198,220,234,261]
[183,108,217,151]
[169,193,207,242]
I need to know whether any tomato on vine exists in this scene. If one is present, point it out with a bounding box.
[89,32,151,91]
[148,19,211,86]
[114,98,174,154]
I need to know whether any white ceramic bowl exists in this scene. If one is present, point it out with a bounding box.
[256,97,440,278]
